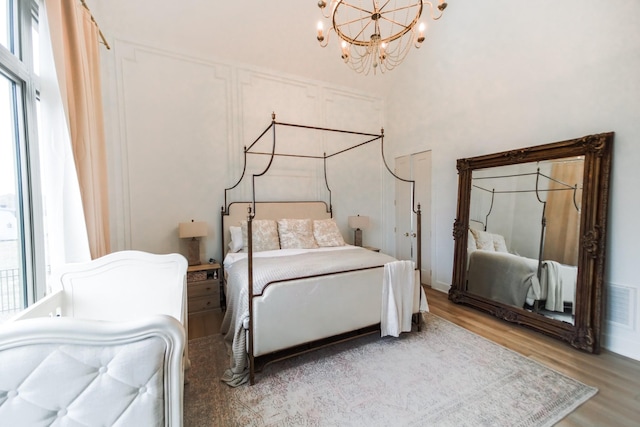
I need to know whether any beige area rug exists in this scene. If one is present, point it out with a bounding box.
[184,313,596,427]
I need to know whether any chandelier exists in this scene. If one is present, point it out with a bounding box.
[316,0,448,75]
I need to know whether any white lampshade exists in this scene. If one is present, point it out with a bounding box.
[179,221,208,238]
[348,215,370,230]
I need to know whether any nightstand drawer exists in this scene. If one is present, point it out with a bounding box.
[186,262,222,314]
[188,293,220,313]
[189,280,219,298]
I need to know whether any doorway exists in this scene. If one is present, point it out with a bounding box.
[395,151,432,285]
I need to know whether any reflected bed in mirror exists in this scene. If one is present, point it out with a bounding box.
[450,133,613,353]
[467,157,583,324]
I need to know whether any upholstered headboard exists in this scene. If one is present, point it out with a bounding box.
[221,201,331,255]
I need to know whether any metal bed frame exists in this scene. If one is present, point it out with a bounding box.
[220,113,423,384]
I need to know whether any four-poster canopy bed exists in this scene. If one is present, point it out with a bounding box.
[219,113,427,385]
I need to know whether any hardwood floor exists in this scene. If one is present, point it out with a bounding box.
[188,287,640,426]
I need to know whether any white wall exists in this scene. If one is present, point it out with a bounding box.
[384,1,640,359]
[102,40,386,264]
[94,1,640,359]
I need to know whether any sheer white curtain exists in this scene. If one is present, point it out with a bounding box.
[42,0,110,260]
[39,0,91,279]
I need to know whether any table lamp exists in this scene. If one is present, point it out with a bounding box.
[179,220,208,265]
[348,215,370,247]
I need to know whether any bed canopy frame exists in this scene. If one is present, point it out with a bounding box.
[221,112,423,270]
[220,113,424,384]
[470,166,582,295]
[471,168,581,232]
[222,113,420,215]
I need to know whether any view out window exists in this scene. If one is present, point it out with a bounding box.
[0,0,44,321]
[0,73,23,318]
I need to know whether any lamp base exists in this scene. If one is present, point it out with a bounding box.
[354,229,362,247]
[187,237,201,266]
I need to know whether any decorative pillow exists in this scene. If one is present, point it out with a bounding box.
[467,229,477,252]
[313,219,346,247]
[470,229,495,251]
[492,233,509,253]
[228,226,243,253]
[277,218,318,249]
[241,219,280,252]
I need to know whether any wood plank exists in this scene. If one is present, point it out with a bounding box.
[425,286,640,427]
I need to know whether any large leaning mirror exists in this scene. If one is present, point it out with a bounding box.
[449,132,613,353]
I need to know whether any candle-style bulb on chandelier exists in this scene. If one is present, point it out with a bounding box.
[316,0,448,75]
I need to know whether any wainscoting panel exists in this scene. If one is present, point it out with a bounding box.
[230,69,323,205]
[107,41,385,261]
[112,41,233,259]
[322,88,387,249]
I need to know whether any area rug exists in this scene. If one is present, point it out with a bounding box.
[184,313,597,427]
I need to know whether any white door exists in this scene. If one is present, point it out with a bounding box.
[395,151,432,285]
[395,155,412,261]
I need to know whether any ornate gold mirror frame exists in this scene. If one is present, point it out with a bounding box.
[449,132,613,353]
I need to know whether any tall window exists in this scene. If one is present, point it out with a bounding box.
[0,0,46,321]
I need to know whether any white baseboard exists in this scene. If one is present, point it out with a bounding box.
[431,281,451,293]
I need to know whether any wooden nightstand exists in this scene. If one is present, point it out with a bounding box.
[186,263,222,314]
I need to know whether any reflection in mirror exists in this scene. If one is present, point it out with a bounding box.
[465,157,584,325]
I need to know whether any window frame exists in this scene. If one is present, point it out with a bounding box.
[0,0,46,313]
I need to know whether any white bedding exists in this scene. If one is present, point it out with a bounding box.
[467,250,540,307]
[466,249,577,313]
[220,246,399,386]
[223,245,359,269]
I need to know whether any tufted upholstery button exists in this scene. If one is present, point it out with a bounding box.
[98,366,107,374]
[138,386,147,394]
[7,390,17,398]
[57,409,68,417]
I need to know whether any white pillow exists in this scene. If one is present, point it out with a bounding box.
[470,229,495,251]
[277,219,318,249]
[492,233,509,253]
[467,229,477,252]
[313,219,346,247]
[241,219,280,252]
[228,226,243,253]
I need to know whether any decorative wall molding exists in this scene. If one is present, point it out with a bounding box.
[105,39,385,259]
[110,39,234,252]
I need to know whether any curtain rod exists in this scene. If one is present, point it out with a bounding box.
[80,0,110,50]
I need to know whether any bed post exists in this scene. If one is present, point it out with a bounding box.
[416,203,422,331]
[247,208,255,385]
[416,203,422,279]
[220,206,226,283]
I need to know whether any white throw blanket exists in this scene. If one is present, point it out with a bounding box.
[381,260,429,337]
[543,260,577,313]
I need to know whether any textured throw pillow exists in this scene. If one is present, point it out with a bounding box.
[228,226,243,253]
[241,219,280,252]
[492,233,509,253]
[467,229,477,252]
[313,219,346,247]
[277,218,318,249]
[470,229,495,251]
